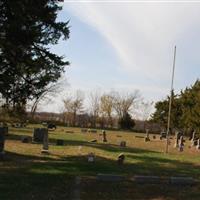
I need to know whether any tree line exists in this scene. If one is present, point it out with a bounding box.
[61,89,145,129]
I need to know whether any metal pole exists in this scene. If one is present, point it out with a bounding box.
[166,46,176,153]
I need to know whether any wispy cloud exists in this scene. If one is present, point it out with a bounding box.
[64,2,200,80]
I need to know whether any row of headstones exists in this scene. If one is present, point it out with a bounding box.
[90,130,126,147]
[144,129,164,142]
[0,127,65,158]
[34,128,126,164]
[174,131,200,151]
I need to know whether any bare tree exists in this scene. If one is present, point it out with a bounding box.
[100,93,114,128]
[63,90,84,126]
[140,101,154,121]
[111,90,141,119]
[28,78,66,119]
[88,90,101,127]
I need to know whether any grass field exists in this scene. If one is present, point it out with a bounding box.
[1,125,200,199]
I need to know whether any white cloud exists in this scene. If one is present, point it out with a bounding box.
[64,2,200,79]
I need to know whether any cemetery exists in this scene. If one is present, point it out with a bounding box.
[1,124,200,199]
[1,1,200,199]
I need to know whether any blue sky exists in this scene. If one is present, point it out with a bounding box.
[42,1,200,112]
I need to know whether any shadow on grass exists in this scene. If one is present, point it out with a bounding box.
[4,130,200,199]
[7,133,158,155]
[2,150,200,178]
[5,133,200,178]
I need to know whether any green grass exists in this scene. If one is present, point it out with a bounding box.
[1,125,200,199]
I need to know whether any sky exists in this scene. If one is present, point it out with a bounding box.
[40,1,200,113]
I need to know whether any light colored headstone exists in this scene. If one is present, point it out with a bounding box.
[191,131,196,146]
[87,152,95,162]
[174,131,179,148]
[145,129,150,142]
[196,139,200,150]
[78,146,82,155]
[118,153,125,165]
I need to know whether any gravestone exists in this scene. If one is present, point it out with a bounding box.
[170,177,194,185]
[90,139,97,143]
[153,135,156,139]
[118,153,125,165]
[174,131,179,148]
[78,146,82,155]
[191,131,196,146]
[145,129,150,141]
[179,136,184,152]
[33,128,47,143]
[87,152,95,162]
[160,131,166,140]
[196,139,200,150]
[102,130,107,142]
[41,129,48,153]
[56,139,64,146]
[133,176,160,184]
[21,136,32,143]
[97,174,125,181]
[48,123,56,129]
[120,141,126,147]
[144,129,150,142]
[0,127,6,158]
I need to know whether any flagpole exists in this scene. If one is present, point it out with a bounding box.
[166,46,176,153]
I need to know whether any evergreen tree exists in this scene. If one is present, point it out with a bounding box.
[151,91,182,130]
[0,0,70,116]
[180,80,200,132]
[118,112,135,130]
[151,80,200,135]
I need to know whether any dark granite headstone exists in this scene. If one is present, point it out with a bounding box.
[120,141,126,147]
[48,123,56,129]
[33,128,47,143]
[179,136,184,152]
[170,177,194,185]
[21,136,32,143]
[42,130,48,151]
[102,130,107,142]
[0,127,6,154]
[134,176,160,184]
[160,131,166,140]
